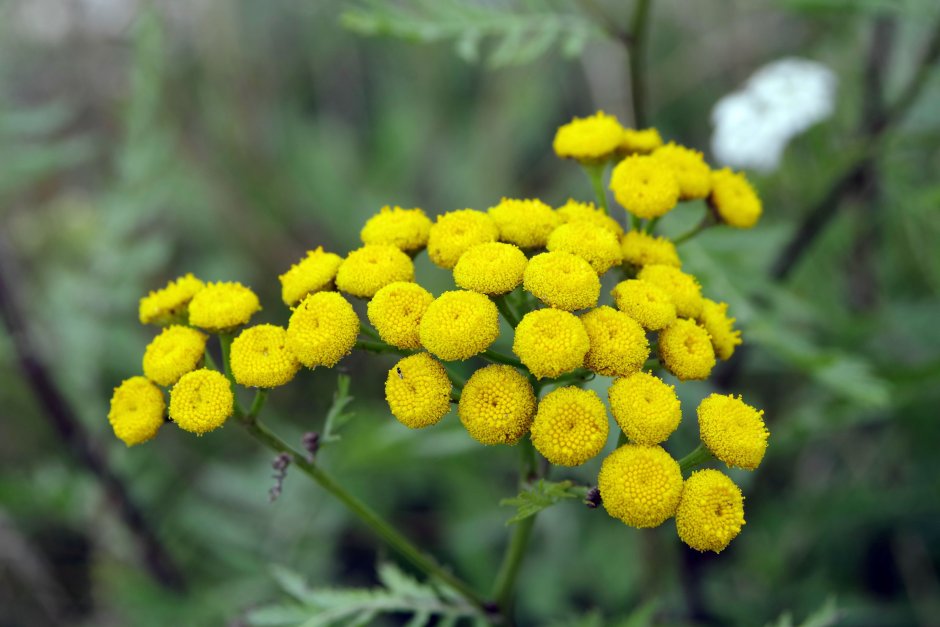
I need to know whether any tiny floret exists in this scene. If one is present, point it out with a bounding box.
[512,309,589,379]
[278,247,343,306]
[385,353,452,429]
[142,325,208,386]
[367,282,434,350]
[453,242,527,295]
[139,273,205,326]
[621,230,681,269]
[637,264,703,319]
[620,127,663,155]
[427,209,499,269]
[108,376,165,446]
[556,199,623,237]
[676,469,746,553]
[598,444,683,528]
[188,282,261,332]
[710,168,762,229]
[488,198,561,249]
[698,298,742,360]
[697,394,769,470]
[459,365,536,445]
[608,372,681,445]
[336,244,414,299]
[169,369,234,435]
[553,111,625,162]
[230,324,300,388]
[658,319,716,381]
[286,292,359,368]
[360,206,432,253]
[609,155,680,219]
[579,306,649,378]
[653,143,712,200]
[530,387,609,467]
[547,222,622,275]
[419,290,499,361]
[523,251,600,311]
[611,279,677,331]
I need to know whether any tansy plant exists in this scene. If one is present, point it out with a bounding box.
[109,111,769,623]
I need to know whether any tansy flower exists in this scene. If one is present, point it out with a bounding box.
[546,222,622,275]
[335,244,414,299]
[556,199,623,237]
[360,206,432,253]
[637,264,703,318]
[676,469,746,553]
[609,155,680,219]
[278,247,343,306]
[367,282,433,350]
[138,273,204,326]
[710,168,762,229]
[598,444,683,528]
[512,309,589,379]
[419,291,499,361]
[611,279,677,331]
[658,319,716,381]
[580,306,649,377]
[552,111,625,163]
[698,393,769,470]
[142,325,208,386]
[523,251,600,311]
[530,387,609,466]
[698,298,742,360]
[621,230,681,269]
[427,209,499,269]
[286,292,359,368]
[652,143,712,200]
[385,353,452,429]
[230,324,300,388]
[108,376,165,446]
[453,242,527,295]
[608,372,681,445]
[458,365,536,445]
[189,282,261,332]
[620,127,663,155]
[487,198,561,249]
[169,369,234,435]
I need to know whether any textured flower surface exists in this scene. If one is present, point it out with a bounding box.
[552,111,624,162]
[710,168,763,229]
[530,387,608,467]
[513,309,589,379]
[419,290,499,361]
[385,353,452,429]
[169,368,234,435]
[598,444,683,528]
[488,198,560,249]
[580,306,649,377]
[367,282,434,350]
[459,365,536,445]
[658,318,716,381]
[142,325,208,387]
[188,282,261,332]
[611,279,677,331]
[523,251,600,311]
[108,376,165,446]
[138,273,204,325]
[609,155,680,219]
[286,292,359,368]
[698,393,769,470]
[278,247,343,306]
[427,209,499,269]
[453,242,527,295]
[230,324,300,388]
[621,230,681,269]
[698,298,742,360]
[608,372,681,445]
[547,221,622,275]
[676,469,746,553]
[336,244,415,298]
[556,199,623,237]
[637,264,703,319]
[620,127,663,154]
[360,206,432,252]
[652,142,711,200]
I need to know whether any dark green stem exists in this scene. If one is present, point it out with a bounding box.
[219,333,244,415]
[583,162,610,214]
[493,294,522,328]
[678,442,714,474]
[482,349,526,371]
[628,0,653,128]
[492,437,538,614]
[355,339,413,357]
[673,214,712,245]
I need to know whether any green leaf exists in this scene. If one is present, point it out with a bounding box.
[500,479,588,525]
[322,374,355,443]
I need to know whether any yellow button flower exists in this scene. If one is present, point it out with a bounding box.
[658,319,716,381]
[453,242,527,295]
[547,222,622,275]
[138,273,205,326]
[637,264,703,319]
[419,290,499,361]
[608,372,681,445]
[611,279,677,331]
[556,199,623,237]
[598,444,683,528]
[427,209,499,269]
[620,127,663,155]
[621,230,681,269]
[512,309,589,379]
[367,282,434,350]
[230,324,300,388]
[652,143,711,200]
[142,325,208,387]
[609,155,680,219]
[552,111,625,162]
[580,306,649,378]
[278,247,343,307]
[523,251,600,311]
[530,387,609,467]
[676,469,746,553]
[710,168,762,229]
[108,376,165,446]
[487,198,561,249]
[698,298,742,361]
[385,353,452,429]
[286,292,359,368]
[188,282,261,332]
[458,365,536,445]
[336,244,414,299]
[169,368,234,435]
[698,393,769,470]
[360,206,432,253]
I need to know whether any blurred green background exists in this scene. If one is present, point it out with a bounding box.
[1,0,939,625]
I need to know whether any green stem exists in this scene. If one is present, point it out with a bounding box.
[628,0,653,128]
[493,294,522,328]
[482,349,526,371]
[442,363,466,390]
[248,389,268,420]
[678,442,714,474]
[616,430,628,447]
[645,216,661,234]
[630,215,642,232]
[583,162,610,214]
[355,339,413,357]
[672,215,712,245]
[219,333,244,416]
[492,438,538,613]
[360,322,382,341]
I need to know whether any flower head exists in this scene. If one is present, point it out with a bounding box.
[230,324,300,388]
[637,264,703,318]
[142,325,208,386]
[620,127,663,155]
[360,206,432,253]
[547,222,622,275]
[523,251,600,311]
[698,393,769,470]
[676,469,746,553]
[108,376,165,446]
[512,309,589,379]
[621,230,681,269]
[530,387,609,466]
[611,279,677,331]
[367,282,434,350]
[608,372,681,445]
[139,273,205,326]
[427,209,499,269]
[385,353,452,429]
[598,444,683,528]
[698,298,742,360]
[286,292,359,368]
[553,111,624,162]
[278,247,343,306]
[710,168,762,228]
[609,155,680,219]
[453,242,527,295]
[188,282,261,332]
[419,290,499,361]
[580,306,649,377]
[556,199,623,237]
[169,368,234,435]
[336,244,414,299]
[487,198,561,249]
[658,319,716,381]
[652,143,711,200]
[458,365,536,445]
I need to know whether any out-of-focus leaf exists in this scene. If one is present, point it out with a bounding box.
[500,479,588,525]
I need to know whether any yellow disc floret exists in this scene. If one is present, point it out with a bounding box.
[278,247,343,306]
[556,199,623,237]
[580,306,649,377]
[608,372,681,445]
[139,273,205,326]
[230,324,300,388]
[453,242,527,295]
[108,376,165,446]
[188,282,261,332]
[512,309,589,379]
[698,298,742,361]
[419,290,499,361]
[609,155,680,219]
[653,143,711,200]
[710,168,762,229]
[367,282,434,350]
[488,198,561,249]
[142,325,208,386]
[621,230,681,269]
[335,244,414,299]
[385,353,452,429]
[286,292,359,368]
[620,127,663,155]
[658,319,716,381]
[676,469,746,553]
[523,251,600,311]
[458,365,536,445]
[637,264,703,318]
[427,209,499,270]
[598,444,683,528]
[530,387,609,467]
[360,206,432,253]
[169,368,234,435]
[697,394,769,470]
[547,222,622,275]
[611,279,677,331]
[552,111,625,162]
